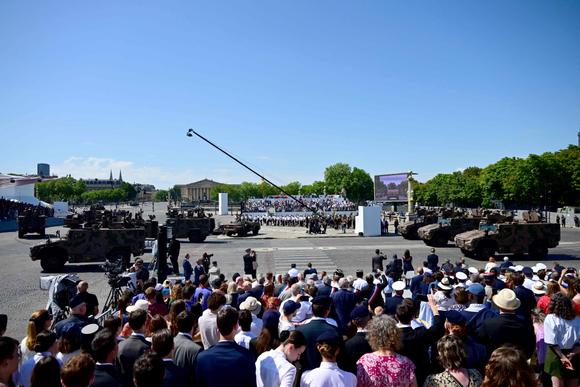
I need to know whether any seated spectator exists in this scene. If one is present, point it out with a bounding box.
[255,330,306,387]
[481,346,540,387]
[60,353,95,387]
[423,334,482,386]
[0,337,20,387]
[151,329,188,387]
[30,356,61,387]
[91,329,122,387]
[133,354,165,387]
[301,330,356,387]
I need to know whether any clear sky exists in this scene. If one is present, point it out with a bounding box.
[1,1,579,190]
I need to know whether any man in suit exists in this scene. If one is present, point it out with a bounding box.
[338,305,372,374]
[409,267,424,298]
[195,306,256,387]
[478,288,535,359]
[297,296,340,371]
[182,254,193,282]
[91,329,122,387]
[168,236,181,275]
[151,329,188,387]
[173,311,202,380]
[117,308,151,387]
[331,278,357,333]
[511,272,536,321]
[383,281,405,316]
[317,276,333,297]
[426,248,439,272]
[243,248,253,277]
[133,355,164,387]
[397,296,444,385]
[371,249,386,272]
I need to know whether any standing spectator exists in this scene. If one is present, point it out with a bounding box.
[182,254,193,282]
[60,353,95,387]
[56,324,82,365]
[168,236,181,276]
[255,330,307,387]
[133,355,165,387]
[235,310,257,350]
[243,248,254,278]
[427,248,439,272]
[443,311,487,372]
[393,218,399,234]
[195,307,256,387]
[0,337,20,387]
[250,250,258,278]
[297,296,339,371]
[479,289,535,359]
[54,295,88,338]
[193,275,212,311]
[423,334,482,386]
[151,329,188,387]
[173,311,201,379]
[145,288,168,317]
[76,281,99,318]
[251,310,281,359]
[543,293,580,387]
[193,259,205,286]
[304,262,318,277]
[356,315,416,387]
[91,329,122,387]
[208,261,221,283]
[30,356,61,387]
[279,301,300,333]
[19,331,58,387]
[117,309,151,387]
[21,309,52,362]
[512,272,536,321]
[331,278,357,333]
[371,250,386,272]
[301,331,356,387]
[198,292,226,349]
[339,305,372,374]
[239,297,263,337]
[384,281,406,316]
[481,346,540,387]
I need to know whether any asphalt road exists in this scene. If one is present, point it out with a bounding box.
[1,220,579,339]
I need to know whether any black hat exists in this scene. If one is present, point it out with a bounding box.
[312,296,332,307]
[283,300,301,315]
[446,310,466,325]
[350,305,370,320]
[316,330,340,344]
[69,295,86,309]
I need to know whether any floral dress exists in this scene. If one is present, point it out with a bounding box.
[422,369,482,387]
[356,353,416,387]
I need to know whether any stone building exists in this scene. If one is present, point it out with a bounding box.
[177,179,223,202]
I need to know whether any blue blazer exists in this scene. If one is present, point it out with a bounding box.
[195,341,256,387]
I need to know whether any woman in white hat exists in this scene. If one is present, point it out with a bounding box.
[434,277,456,313]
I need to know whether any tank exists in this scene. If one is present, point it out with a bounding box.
[165,207,215,242]
[17,210,46,238]
[454,212,560,260]
[221,218,261,237]
[30,227,146,272]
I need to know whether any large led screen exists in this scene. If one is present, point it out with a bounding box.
[374,173,408,202]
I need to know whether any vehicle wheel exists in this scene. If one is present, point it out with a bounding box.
[226,232,234,237]
[18,230,24,239]
[476,244,496,260]
[239,230,247,237]
[199,235,207,242]
[253,228,259,236]
[189,230,202,243]
[460,248,475,258]
[529,242,548,260]
[41,255,65,272]
[433,233,448,247]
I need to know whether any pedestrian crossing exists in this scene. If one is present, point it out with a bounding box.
[273,248,337,275]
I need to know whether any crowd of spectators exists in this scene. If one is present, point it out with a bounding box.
[1,249,580,387]
[0,198,53,222]
[244,195,356,213]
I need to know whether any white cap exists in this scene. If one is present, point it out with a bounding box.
[514,265,524,272]
[503,256,509,261]
[423,267,433,274]
[536,263,547,270]
[468,267,478,274]
[392,281,405,291]
[456,272,468,281]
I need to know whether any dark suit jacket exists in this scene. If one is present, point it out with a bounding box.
[195,341,256,387]
[297,319,340,371]
[515,285,536,320]
[410,275,424,298]
[317,284,332,297]
[383,295,404,316]
[162,359,189,387]
[173,333,202,368]
[331,289,357,333]
[479,313,535,359]
[339,331,372,374]
[91,364,122,387]
[117,334,151,387]
[243,254,253,274]
[427,254,439,271]
[399,315,445,385]
[183,259,193,281]
[372,255,386,271]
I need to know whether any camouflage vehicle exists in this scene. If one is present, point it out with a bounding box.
[418,217,482,247]
[165,207,215,242]
[30,227,146,272]
[17,210,46,238]
[455,212,560,260]
[398,214,438,240]
[221,218,260,237]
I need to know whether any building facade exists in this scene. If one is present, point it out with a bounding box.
[80,170,124,191]
[177,179,223,202]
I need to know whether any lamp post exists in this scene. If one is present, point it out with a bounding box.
[407,171,417,217]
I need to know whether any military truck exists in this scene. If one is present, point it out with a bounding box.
[455,213,560,260]
[398,214,438,240]
[17,211,46,238]
[418,217,482,247]
[165,207,215,242]
[221,218,260,237]
[30,227,146,272]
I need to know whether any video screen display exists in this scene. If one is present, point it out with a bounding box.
[374,173,408,202]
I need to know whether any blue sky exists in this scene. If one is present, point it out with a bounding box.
[1,1,579,190]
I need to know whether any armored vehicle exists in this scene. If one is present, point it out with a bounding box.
[418,217,482,247]
[30,227,146,272]
[398,214,438,240]
[221,218,260,237]
[455,213,560,260]
[17,210,46,238]
[165,207,215,242]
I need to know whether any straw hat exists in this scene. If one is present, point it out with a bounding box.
[492,289,521,311]
[437,277,453,291]
[126,299,149,313]
[531,281,547,295]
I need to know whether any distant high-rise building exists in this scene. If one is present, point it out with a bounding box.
[37,163,50,177]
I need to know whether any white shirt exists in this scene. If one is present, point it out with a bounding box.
[234,330,256,350]
[485,262,498,272]
[301,361,357,387]
[19,337,35,363]
[278,319,295,333]
[198,309,220,349]
[250,314,263,337]
[56,349,82,365]
[256,349,296,387]
[352,278,368,292]
[288,268,299,277]
[523,277,535,290]
[544,314,580,350]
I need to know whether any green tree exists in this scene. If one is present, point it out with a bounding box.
[281,181,301,195]
[344,167,374,204]
[155,190,168,201]
[324,163,351,194]
[120,182,137,200]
